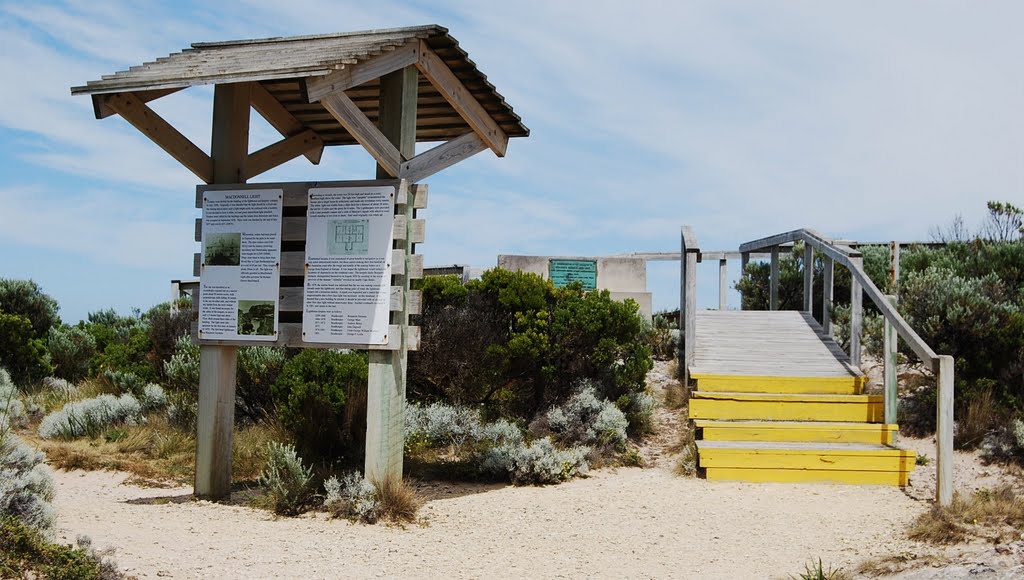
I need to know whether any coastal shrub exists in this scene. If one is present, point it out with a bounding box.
[163,335,199,392]
[146,301,191,377]
[980,417,1024,464]
[405,402,484,449]
[480,436,589,485]
[409,269,652,424]
[139,383,167,413]
[236,346,285,422]
[166,391,198,431]
[41,376,77,399]
[47,325,96,382]
[102,369,146,396]
[0,515,129,579]
[0,417,56,534]
[38,394,143,440]
[272,349,367,459]
[0,312,52,386]
[1,368,27,428]
[258,441,315,516]
[539,384,627,451]
[324,472,380,522]
[0,278,60,338]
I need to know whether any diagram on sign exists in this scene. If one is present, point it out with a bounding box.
[328,219,370,255]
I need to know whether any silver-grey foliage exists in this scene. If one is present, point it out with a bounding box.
[38,393,143,440]
[0,415,57,534]
[258,442,315,515]
[544,385,628,450]
[323,472,380,523]
[480,436,590,485]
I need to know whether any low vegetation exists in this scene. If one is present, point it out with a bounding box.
[908,485,1024,545]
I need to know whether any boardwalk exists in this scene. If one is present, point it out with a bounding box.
[691,310,861,379]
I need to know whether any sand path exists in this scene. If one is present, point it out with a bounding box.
[53,466,926,579]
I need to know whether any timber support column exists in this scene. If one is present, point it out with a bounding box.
[366,66,418,482]
[196,82,251,499]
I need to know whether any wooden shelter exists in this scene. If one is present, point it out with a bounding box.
[72,25,528,500]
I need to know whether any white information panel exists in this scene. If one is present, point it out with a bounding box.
[302,186,395,344]
[198,189,283,341]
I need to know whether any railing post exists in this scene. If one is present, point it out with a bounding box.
[849,255,863,367]
[739,252,749,310]
[936,355,955,506]
[889,241,901,293]
[679,227,699,385]
[883,295,899,431]
[803,243,813,314]
[718,258,727,310]
[822,256,834,335]
[769,246,779,311]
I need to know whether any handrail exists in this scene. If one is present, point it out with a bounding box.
[740,227,954,506]
[741,229,939,370]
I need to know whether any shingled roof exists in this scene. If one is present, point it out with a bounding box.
[71,25,528,147]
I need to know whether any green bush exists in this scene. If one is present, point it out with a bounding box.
[145,301,192,380]
[410,269,652,425]
[272,349,368,459]
[236,346,285,422]
[0,279,59,339]
[0,313,52,386]
[0,515,125,579]
[47,325,96,383]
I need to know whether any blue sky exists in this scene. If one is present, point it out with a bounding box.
[1,1,1022,323]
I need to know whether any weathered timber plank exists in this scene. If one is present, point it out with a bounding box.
[249,81,323,164]
[400,132,487,182]
[321,91,402,177]
[416,40,508,156]
[304,42,420,102]
[245,129,323,179]
[194,322,420,351]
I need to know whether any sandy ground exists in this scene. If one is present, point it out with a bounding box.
[53,467,925,579]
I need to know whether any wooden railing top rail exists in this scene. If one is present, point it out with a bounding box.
[739,228,940,372]
[681,225,701,259]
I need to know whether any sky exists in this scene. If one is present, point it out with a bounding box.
[1,0,1022,323]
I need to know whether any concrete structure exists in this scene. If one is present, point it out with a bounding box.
[497,255,652,319]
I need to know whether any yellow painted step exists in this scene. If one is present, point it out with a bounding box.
[689,392,883,422]
[695,420,897,445]
[691,374,864,395]
[697,441,915,472]
[705,467,910,486]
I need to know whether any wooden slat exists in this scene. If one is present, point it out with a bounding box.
[102,91,213,183]
[250,82,323,164]
[195,214,423,243]
[304,42,421,103]
[277,286,421,315]
[245,129,323,179]
[93,87,183,119]
[321,91,402,177]
[195,250,423,279]
[194,321,420,351]
[416,40,508,157]
[400,132,487,182]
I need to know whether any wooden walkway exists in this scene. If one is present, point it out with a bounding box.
[690,310,862,380]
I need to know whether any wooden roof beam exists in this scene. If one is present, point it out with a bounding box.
[101,91,213,183]
[399,131,486,182]
[245,129,323,180]
[250,82,324,165]
[304,42,420,103]
[415,40,508,157]
[321,91,401,177]
[92,87,183,119]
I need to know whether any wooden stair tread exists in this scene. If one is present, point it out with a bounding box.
[694,420,895,430]
[697,441,910,454]
[691,391,881,402]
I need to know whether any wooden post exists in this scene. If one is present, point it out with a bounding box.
[684,250,697,386]
[889,241,901,293]
[883,295,899,431]
[803,244,813,314]
[822,256,834,336]
[936,355,955,506]
[739,252,749,310]
[850,256,863,367]
[718,258,727,310]
[365,66,418,483]
[769,246,779,311]
[196,82,251,500]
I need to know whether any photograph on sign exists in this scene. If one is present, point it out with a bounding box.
[549,259,598,290]
[302,186,395,345]
[198,189,283,342]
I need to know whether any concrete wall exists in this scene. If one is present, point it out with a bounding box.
[497,255,652,319]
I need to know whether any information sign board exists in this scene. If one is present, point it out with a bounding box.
[549,259,597,290]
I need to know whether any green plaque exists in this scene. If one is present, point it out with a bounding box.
[549,259,597,290]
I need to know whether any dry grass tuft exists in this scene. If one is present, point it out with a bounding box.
[908,484,1024,545]
[372,476,423,524]
[790,558,850,580]
[957,386,997,449]
[855,551,946,577]
[672,420,698,477]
